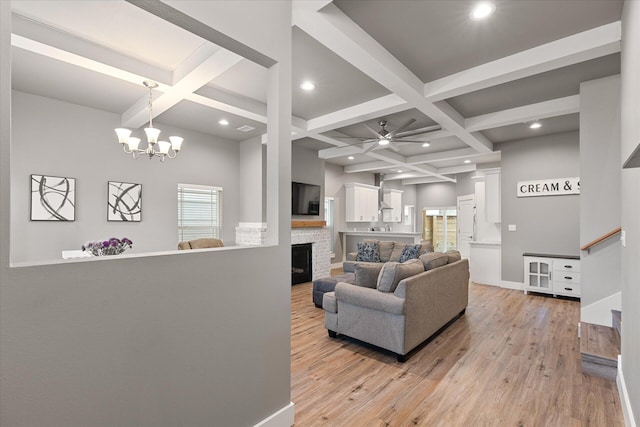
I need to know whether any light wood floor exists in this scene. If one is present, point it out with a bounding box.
[291,280,624,426]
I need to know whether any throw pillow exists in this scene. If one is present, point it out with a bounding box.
[356,242,380,262]
[446,250,462,263]
[419,252,449,271]
[399,244,422,262]
[354,263,385,288]
[376,259,424,293]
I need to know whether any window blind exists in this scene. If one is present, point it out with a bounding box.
[178,184,223,241]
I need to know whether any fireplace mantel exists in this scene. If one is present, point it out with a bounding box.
[291,220,326,228]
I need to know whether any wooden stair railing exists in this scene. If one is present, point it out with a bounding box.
[580,227,622,253]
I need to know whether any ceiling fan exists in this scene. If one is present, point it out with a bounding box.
[334,119,441,154]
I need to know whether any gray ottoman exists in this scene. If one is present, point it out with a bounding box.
[312,273,355,308]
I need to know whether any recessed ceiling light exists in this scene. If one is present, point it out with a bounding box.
[464,160,471,164]
[397,170,403,173]
[218,119,229,126]
[422,142,431,147]
[300,80,316,91]
[347,156,355,160]
[529,121,542,129]
[470,2,496,20]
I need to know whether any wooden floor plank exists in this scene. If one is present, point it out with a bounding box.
[291,280,624,426]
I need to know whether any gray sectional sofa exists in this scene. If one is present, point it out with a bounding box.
[323,251,469,362]
[342,240,434,273]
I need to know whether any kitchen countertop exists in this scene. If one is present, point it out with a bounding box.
[469,241,502,246]
[339,230,422,236]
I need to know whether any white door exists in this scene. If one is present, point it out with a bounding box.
[457,194,475,258]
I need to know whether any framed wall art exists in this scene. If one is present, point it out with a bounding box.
[108,181,142,222]
[30,174,76,221]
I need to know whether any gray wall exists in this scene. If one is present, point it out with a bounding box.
[11,91,241,262]
[621,1,640,423]
[0,2,294,426]
[499,131,580,282]
[579,75,621,320]
[416,181,457,208]
[239,137,264,223]
[292,144,325,220]
[456,172,476,197]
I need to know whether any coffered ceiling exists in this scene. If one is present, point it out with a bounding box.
[9,0,623,184]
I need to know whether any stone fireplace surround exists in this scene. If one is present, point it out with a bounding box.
[235,222,331,281]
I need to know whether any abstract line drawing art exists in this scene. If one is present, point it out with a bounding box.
[30,174,76,221]
[108,181,142,222]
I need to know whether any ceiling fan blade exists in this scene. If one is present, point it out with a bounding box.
[396,124,442,138]
[389,141,401,152]
[389,118,417,138]
[362,123,383,139]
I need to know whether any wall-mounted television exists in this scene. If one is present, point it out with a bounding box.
[292,181,321,215]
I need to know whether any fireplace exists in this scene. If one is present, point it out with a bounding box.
[292,243,312,285]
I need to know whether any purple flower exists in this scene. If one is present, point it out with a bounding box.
[103,241,109,247]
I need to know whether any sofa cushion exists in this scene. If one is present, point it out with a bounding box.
[399,244,422,263]
[419,252,450,271]
[419,240,434,255]
[446,250,462,263]
[378,241,395,262]
[389,243,406,262]
[357,242,381,262]
[377,259,424,293]
[354,263,385,288]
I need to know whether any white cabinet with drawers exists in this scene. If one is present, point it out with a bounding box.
[523,254,580,298]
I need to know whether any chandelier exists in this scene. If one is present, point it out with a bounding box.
[114,80,184,161]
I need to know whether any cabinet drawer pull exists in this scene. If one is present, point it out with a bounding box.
[564,276,572,280]
[564,265,573,268]
[564,287,573,291]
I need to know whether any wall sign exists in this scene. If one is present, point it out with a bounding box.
[517,177,580,197]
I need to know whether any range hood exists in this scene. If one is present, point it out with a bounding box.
[379,200,392,210]
[375,173,393,210]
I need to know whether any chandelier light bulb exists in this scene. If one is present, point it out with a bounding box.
[169,136,184,152]
[127,137,141,151]
[115,128,132,144]
[144,127,161,145]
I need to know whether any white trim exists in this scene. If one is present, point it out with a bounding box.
[500,280,524,291]
[330,261,343,269]
[253,401,295,427]
[617,356,637,427]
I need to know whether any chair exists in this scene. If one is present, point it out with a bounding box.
[178,238,224,250]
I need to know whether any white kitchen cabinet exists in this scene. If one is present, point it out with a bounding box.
[382,189,403,222]
[523,254,580,297]
[345,183,379,222]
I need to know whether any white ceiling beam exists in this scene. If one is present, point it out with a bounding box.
[344,161,399,173]
[122,46,244,127]
[303,94,408,137]
[424,21,621,102]
[366,151,456,183]
[293,3,493,154]
[11,15,172,86]
[465,95,580,132]
[438,165,476,175]
[11,34,171,90]
[405,148,478,165]
[402,176,452,185]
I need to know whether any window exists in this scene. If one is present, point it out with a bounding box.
[178,184,223,241]
[422,207,457,252]
[324,197,335,256]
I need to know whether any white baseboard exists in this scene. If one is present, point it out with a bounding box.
[500,280,524,291]
[617,356,637,427]
[254,401,295,427]
[581,292,622,327]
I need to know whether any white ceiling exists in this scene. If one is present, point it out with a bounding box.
[9,0,624,182]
